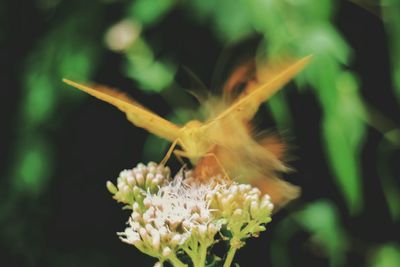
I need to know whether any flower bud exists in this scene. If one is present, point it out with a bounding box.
[139,228,149,240]
[151,231,161,251]
[250,201,259,217]
[146,223,156,233]
[106,181,118,194]
[135,173,144,186]
[122,185,130,194]
[127,175,136,186]
[233,208,243,217]
[131,211,141,221]
[133,202,140,211]
[197,224,207,236]
[146,173,154,188]
[162,247,172,257]
[170,234,183,246]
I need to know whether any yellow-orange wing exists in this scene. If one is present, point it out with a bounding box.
[196,56,311,207]
[63,79,181,142]
[211,55,312,124]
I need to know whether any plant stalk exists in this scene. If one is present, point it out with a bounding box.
[223,246,238,267]
[168,254,188,267]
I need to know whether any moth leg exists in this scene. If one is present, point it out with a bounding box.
[173,149,186,165]
[203,153,231,180]
[160,138,181,166]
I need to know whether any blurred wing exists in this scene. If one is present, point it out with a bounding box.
[196,56,310,208]
[222,59,256,102]
[63,79,181,142]
[194,142,300,208]
[211,55,312,124]
[251,176,301,210]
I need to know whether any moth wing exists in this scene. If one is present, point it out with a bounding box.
[211,55,312,124]
[63,79,181,142]
[222,59,256,102]
[196,56,310,208]
[194,138,300,208]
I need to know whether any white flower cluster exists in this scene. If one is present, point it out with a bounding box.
[107,162,170,207]
[107,163,274,267]
[209,183,274,248]
[118,177,221,265]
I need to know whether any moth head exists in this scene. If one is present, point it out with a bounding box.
[180,120,214,162]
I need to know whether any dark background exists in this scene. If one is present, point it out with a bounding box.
[1,0,399,266]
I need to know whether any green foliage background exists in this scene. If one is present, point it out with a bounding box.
[0,0,399,266]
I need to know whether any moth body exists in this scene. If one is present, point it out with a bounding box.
[179,120,214,163]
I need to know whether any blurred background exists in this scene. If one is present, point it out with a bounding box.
[1,0,400,266]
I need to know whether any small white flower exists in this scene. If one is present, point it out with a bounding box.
[107,162,170,206]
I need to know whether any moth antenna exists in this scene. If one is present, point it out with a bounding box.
[181,65,210,104]
[210,45,234,93]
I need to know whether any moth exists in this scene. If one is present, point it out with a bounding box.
[63,55,311,207]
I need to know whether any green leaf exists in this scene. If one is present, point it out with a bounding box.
[307,56,365,215]
[370,244,400,267]
[124,38,176,93]
[322,72,366,215]
[189,0,254,42]
[128,0,176,26]
[377,141,400,221]
[12,138,53,196]
[382,1,400,104]
[295,201,348,267]
[323,115,364,214]
[23,74,55,125]
[126,60,176,92]
[267,90,293,131]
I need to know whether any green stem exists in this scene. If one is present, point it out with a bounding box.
[198,243,208,267]
[187,241,208,267]
[182,246,196,261]
[168,254,188,267]
[223,246,238,267]
[182,240,200,267]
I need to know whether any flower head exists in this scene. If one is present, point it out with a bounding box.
[209,182,273,247]
[110,163,275,266]
[118,172,221,262]
[107,162,170,207]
